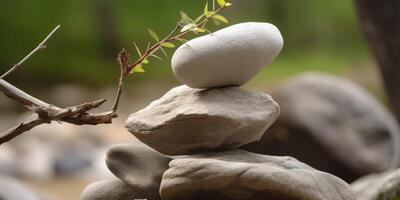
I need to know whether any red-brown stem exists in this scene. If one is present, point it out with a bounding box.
[111,4,227,113]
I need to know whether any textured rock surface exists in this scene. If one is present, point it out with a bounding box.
[171,22,283,88]
[106,144,170,199]
[0,175,41,200]
[351,170,400,200]
[81,179,149,200]
[125,85,280,155]
[243,72,400,182]
[160,150,356,200]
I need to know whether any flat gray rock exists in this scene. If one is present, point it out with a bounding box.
[125,85,280,155]
[81,179,147,200]
[0,176,41,200]
[171,22,283,88]
[160,150,356,200]
[351,170,400,200]
[243,72,400,182]
[106,143,170,199]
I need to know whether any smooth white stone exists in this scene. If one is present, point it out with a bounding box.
[171,22,283,89]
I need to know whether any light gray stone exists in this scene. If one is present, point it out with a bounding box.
[171,22,283,88]
[81,179,147,200]
[106,144,170,199]
[243,72,400,182]
[351,170,400,200]
[125,85,280,155]
[0,176,41,200]
[160,150,356,200]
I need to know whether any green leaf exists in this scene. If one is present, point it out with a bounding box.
[146,42,151,51]
[181,23,197,32]
[212,0,216,11]
[217,0,226,7]
[160,46,168,57]
[203,28,212,34]
[177,38,189,44]
[204,2,210,17]
[180,11,194,24]
[200,19,209,28]
[195,14,205,24]
[148,29,160,42]
[142,58,149,64]
[150,54,163,60]
[161,42,176,48]
[194,28,206,33]
[211,14,228,24]
[134,42,142,57]
[131,65,145,73]
[213,18,221,26]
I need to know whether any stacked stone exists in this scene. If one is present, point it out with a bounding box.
[81,23,356,200]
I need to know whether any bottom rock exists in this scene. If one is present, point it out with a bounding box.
[351,169,400,200]
[160,150,356,200]
[81,179,147,200]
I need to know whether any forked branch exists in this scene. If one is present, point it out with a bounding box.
[110,0,232,111]
[0,26,118,145]
[0,0,233,145]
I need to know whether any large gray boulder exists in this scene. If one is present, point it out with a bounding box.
[81,179,148,200]
[171,22,283,88]
[351,170,400,200]
[160,150,356,200]
[106,144,170,200]
[243,72,400,182]
[125,85,280,155]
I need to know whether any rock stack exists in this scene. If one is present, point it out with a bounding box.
[81,22,356,200]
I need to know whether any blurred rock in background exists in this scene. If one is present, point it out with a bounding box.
[0,175,42,200]
[351,169,400,200]
[243,72,400,182]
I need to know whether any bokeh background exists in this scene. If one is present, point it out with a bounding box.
[0,0,391,199]
[0,0,375,89]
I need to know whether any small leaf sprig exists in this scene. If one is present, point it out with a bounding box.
[0,0,232,145]
[112,0,232,111]
[126,0,231,74]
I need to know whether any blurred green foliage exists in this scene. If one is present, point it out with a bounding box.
[0,0,370,87]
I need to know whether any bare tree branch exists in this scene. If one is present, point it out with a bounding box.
[0,79,51,108]
[0,25,61,79]
[110,4,229,111]
[0,78,118,144]
[0,2,233,145]
[0,25,119,145]
[0,117,46,145]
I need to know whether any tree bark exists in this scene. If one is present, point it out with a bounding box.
[355,0,400,124]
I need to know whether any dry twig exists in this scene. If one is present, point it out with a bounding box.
[0,0,232,145]
[110,3,230,111]
[0,25,61,79]
[0,26,118,145]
